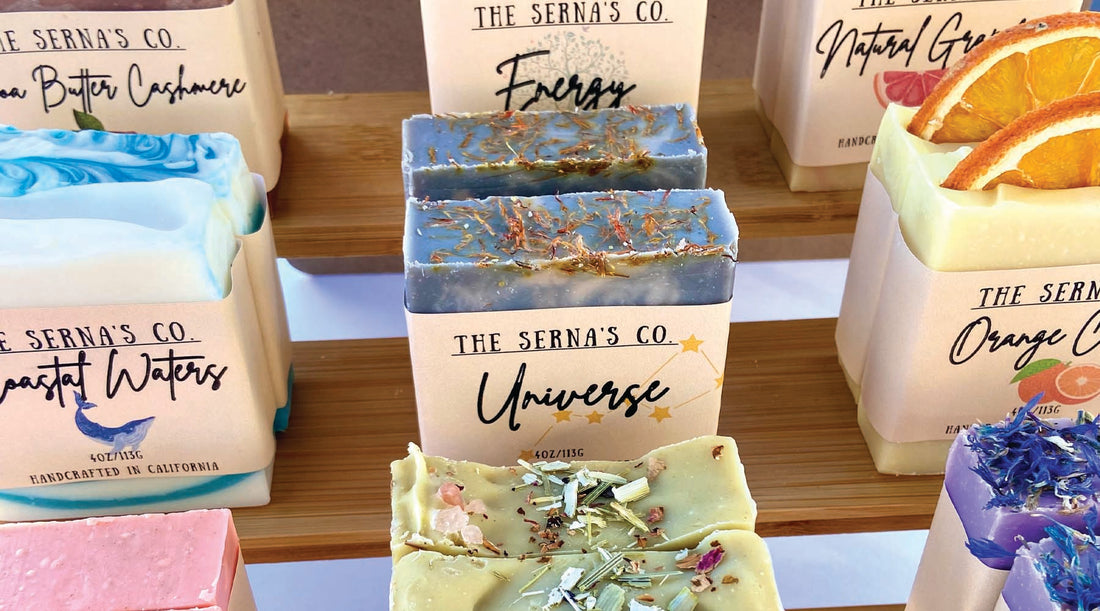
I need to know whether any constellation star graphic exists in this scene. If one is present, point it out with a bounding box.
[649,406,672,423]
[518,449,536,461]
[553,410,574,423]
[586,411,604,424]
[679,334,704,352]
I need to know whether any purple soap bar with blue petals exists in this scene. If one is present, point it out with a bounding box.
[947,404,1100,571]
[1001,520,1100,610]
[404,188,737,314]
[401,104,706,201]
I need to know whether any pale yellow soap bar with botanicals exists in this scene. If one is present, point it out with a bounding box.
[873,104,1100,272]
[390,529,782,611]
[390,436,756,563]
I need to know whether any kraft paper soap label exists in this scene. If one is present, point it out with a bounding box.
[857,181,1100,444]
[407,301,731,465]
[419,0,707,114]
[0,247,275,489]
[0,0,285,186]
[769,0,1082,167]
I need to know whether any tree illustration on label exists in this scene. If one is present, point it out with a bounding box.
[1013,360,1100,405]
[73,391,155,452]
[506,32,633,111]
[872,69,945,109]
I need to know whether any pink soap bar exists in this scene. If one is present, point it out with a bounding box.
[0,509,244,610]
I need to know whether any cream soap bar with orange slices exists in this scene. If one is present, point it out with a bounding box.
[389,436,756,563]
[837,12,1100,475]
[390,529,782,611]
[752,0,1084,192]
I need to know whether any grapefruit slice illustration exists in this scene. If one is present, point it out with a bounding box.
[1053,363,1100,405]
[873,69,946,109]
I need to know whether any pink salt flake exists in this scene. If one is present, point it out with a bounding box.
[466,499,488,515]
[460,524,484,545]
[437,482,466,509]
[431,505,469,535]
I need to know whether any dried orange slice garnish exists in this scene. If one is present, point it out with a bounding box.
[909,12,1100,143]
[941,92,1100,190]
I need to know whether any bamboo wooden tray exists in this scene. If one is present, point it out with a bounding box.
[233,318,941,564]
[270,79,863,264]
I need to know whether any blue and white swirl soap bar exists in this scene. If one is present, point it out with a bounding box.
[0,124,293,432]
[0,126,260,234]
[0,179,277,521]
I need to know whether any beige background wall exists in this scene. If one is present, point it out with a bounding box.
[267,0,762,93]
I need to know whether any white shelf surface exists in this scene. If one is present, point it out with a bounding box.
[247,257,926,610]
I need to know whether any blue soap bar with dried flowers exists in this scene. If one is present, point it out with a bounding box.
[401,104,706,201]
[1001,518,1100,611]
[403,188,737,313]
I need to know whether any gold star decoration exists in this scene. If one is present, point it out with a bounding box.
[553,410,574,423]
[586,411,604,424]
[518,449,535,462]
[679,334,704,352]
[715,375,724,389]
[649,406,672,423]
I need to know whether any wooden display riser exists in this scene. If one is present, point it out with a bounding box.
[233,318,941,564]
[270,79,863,269]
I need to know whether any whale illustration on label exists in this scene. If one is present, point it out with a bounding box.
[73,392,155,453]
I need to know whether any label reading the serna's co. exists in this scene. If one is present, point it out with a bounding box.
[0,255,275,489]
[770,0,1083,167]
[407,301,730,465]
[0,1,284,185]
[419,0,707,114]
[858,185,1100,443]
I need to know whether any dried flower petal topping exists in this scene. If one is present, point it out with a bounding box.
[695,546,724,574]
[646,457,667,480]
[711,445,724,460]
[966,397,1100,511]
[689,574,712,593]
[1035,510,1100,609]
[675,553,701,570]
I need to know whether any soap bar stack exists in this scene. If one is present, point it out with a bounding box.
[0,508,257,610]
[389,437,783,610]
[908,403,1100,610]
[0,125,293,433]
[0,125,287,522]
[401,103,736,309]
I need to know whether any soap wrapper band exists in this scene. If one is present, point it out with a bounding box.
[406,300,732,466]
[243,176,293,425]
[0,0,285,187]
[908,487,1011,611]
[0,241,276,491]
[841,170,1100,473]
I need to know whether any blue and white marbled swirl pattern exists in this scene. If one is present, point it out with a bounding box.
[0,125,261,234]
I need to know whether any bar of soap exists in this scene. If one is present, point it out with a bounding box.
[909,408,1100,610]
[873,104,1100,272]
[402,105,706,200]
[404,189,737,313]
[390,436,756,562]
[0,179,235,306]
[0,508,256,610]
[0,125,261,235]
[0,125,294,431]
[390,529,782,610]
[999,524,1100,611]
[0,179,274,522]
